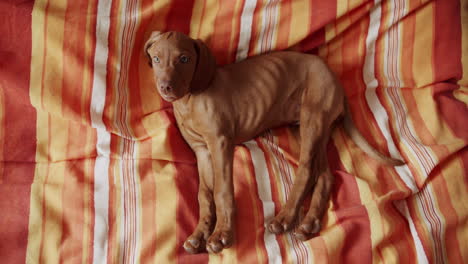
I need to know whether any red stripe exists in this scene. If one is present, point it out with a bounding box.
[0,1,36,263]
[173,161,208,264]
[432,0,466,141]
[328,141,372,263]
[165,0,195,34]
[299,0,336,52]
[212,0,238,65]
[381,201,417,263]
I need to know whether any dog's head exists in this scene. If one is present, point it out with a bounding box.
[144,31,216,102]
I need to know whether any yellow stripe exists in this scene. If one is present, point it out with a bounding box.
[42,0,67,117]
[320,202,344,264]
[336,0,349,18]
[112,157,124,264]
[25,110,49,262]
[200,0,218,41]
[453,86,468,104]
[411,88,465,152]
[190,0,205,37]
[30,0,47,109]
[41,163,66,264]
[443,156,468,263]
[288,0,310,46]
[25,171,45,264]
[412,2,434,88]
[154,162,177,263]
[26,110,69,263]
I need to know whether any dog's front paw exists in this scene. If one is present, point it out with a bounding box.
[268,208,297,234]
[183,217,214,254]
[183,233,206,254]
[206,228,233,254]
[292,216,321,241]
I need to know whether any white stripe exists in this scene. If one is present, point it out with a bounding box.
[364,2,429,263]
[91,0,112,263]
[236,0,258,61]
[382,0,437,178]
[257,0,279,54]
[363,2,417,192]
[394,200,429,264]
[245,140,282,264]
[382,4,445,263]
[261,134,305,263]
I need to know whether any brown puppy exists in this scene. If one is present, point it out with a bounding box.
[144,31,402,254]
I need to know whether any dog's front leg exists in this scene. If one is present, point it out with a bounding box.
[183,146,216,254]
[205,135,235,254]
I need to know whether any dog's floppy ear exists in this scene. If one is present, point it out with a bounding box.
[144,31,163,67]
[190,39,217,93]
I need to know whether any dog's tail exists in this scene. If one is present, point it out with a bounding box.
[342,102,404,167]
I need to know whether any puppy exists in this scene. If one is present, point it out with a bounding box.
[144,31,402,254]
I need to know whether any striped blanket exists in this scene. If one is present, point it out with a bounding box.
[1,0,467,263]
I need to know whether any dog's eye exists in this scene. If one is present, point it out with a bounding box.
[153,56,160,63]
[180,55,189,63]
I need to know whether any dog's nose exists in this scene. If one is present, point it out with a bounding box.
[158,81,173,94]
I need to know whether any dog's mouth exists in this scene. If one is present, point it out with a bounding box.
[160,93,177,102]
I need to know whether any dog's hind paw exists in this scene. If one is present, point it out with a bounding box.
[292,217,321,241]
[267,209,297,234]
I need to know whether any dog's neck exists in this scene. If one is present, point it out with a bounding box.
[172,94,193,121]
[189,68,216,94]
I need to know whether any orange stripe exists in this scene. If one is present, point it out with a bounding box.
[430,167,464,264]
[61,0,88,121]
[81,0,98,125]
[212,0,237,65]
[233,147,265,263]
[255,138,289,260]
[275,0,291,50]
[102,0,121,133]
[406,193,434,263]
[58,124,90,263]
[108,134,123,263]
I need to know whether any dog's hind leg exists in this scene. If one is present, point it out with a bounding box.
[268,107,332,234]
[293,157,334,241]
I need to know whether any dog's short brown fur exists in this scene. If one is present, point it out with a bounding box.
[145,31,402,254]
